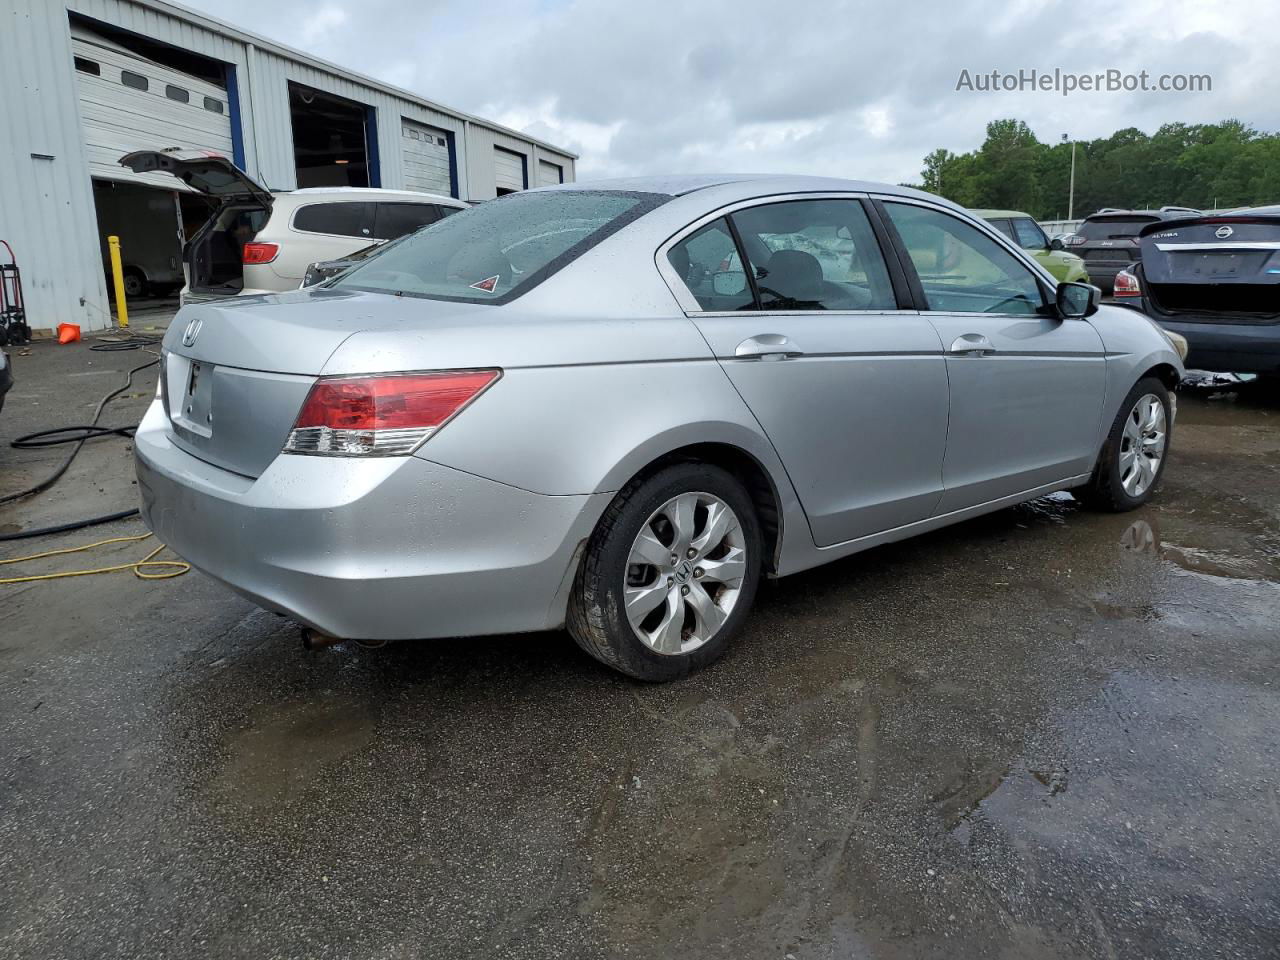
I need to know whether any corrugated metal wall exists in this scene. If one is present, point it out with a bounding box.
[1,0,576,331]
[1,0,111,332]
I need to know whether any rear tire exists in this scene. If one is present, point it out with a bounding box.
[568,463,762,681]
[122,268,147,299]
[1079,376,1172,512]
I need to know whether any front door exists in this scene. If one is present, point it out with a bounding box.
[878,199,1106,514]
[663,197,949,547]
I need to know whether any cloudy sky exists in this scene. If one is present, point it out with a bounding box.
[183,0,1280,184]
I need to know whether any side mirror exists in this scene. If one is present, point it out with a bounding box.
[711,270,748,297]
[1056,281,1101,319]
[1049,237,1065,251]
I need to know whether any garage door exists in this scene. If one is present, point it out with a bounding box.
[537,159,563,187]
[71,26,233,191]
[400,120,454,197]
[493,147,527,194]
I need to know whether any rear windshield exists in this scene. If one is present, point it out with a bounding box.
[333,190,669,304]
[1078,217,1159,240]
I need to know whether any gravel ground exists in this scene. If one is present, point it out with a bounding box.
[1,336,1277,959]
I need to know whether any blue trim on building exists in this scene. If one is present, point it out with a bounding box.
[445,129,460,198]
[364,106,381,187]
[225,63,247,171]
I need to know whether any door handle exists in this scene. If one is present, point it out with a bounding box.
[735,333,803,361]
[949,333,996,356]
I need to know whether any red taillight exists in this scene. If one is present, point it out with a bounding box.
[1113,270,1142,297]
[242,242,279,264]
[285,370,500,456]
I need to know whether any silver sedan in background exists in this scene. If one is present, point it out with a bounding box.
[135,175,1185,681]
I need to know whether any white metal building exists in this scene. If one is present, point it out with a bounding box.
[0,0,577,332]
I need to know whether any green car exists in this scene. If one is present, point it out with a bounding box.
[971,209,1090,284]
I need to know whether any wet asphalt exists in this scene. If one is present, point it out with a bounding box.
[1,336,1278,959]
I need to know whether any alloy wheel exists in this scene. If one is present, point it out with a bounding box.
[1119,393,1167,497]
[623,492,748,655]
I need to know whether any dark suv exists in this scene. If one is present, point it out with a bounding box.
[1066,207,1201,293]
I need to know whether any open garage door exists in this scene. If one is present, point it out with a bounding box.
[493,147,527,195]
[71,23,233,191]
[401,120,453,197]
[537,159,564,187]
[290,83,373,188]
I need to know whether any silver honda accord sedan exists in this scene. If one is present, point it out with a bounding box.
[135,174,1185,680]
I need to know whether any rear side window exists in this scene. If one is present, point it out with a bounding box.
[731,199,896,310]
[667,218,753,311]
[1078,217,1159,239]
[334,190,668,304]
[987,218,1015,241]
[373,202,441,240]
[293,202,374,238]
[1012,217,1049,250]
[883,202,1043,315]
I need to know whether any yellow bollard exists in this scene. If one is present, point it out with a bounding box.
[107,235,129,329]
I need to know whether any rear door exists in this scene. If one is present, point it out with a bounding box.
[663,195,949,547]
[280,201,376,281]
[878,199,1106,513]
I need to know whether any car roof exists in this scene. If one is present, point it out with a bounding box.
[539,173,942,202]
[970,209,1033,219]
[276,187,464,205]
[1084,209,1186,220]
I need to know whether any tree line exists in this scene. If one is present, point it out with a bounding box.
[912,119,1280,219]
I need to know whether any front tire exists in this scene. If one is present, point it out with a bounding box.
[568,463,762,681]
[1079,376,1172,512]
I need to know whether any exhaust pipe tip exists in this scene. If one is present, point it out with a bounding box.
[300,627,344,651]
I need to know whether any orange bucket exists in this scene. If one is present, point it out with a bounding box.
[57,323,81,344]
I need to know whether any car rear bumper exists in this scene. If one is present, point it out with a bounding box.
[1082,263,1126,289]
[133,400,609,640]
[179,287,285,305]
[1154,313,1280,374]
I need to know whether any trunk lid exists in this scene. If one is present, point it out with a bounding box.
[1139,215,1280,322]
[159,287,495,477]
[119,149,275,210]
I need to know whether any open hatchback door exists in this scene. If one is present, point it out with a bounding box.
[119,149,274,302]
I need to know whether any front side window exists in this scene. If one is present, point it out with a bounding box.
[731,199,896,310]
[666,218,753,311]
[334,190,668,304]
[293,202,374,238]
[1012,217,1049,251]
[883,202,1044,315]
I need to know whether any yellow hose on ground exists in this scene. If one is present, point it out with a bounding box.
[0,533,189,583]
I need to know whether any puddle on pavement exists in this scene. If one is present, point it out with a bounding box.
[215,694,375,814]
[1119,517,1279,583]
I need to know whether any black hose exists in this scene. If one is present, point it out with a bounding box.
[11,424,135,448]
[1,357,157,506]
[89,334,163,352]
[0,509,140,542]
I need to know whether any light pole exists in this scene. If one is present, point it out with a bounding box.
[1063,133,1076,222]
